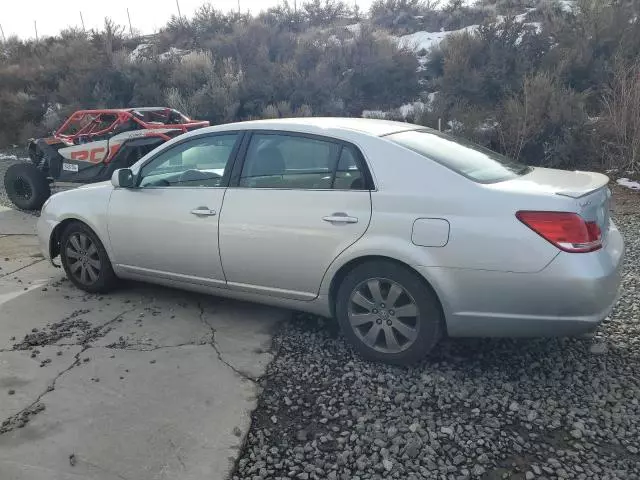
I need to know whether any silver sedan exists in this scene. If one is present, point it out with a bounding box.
[37,118,624,364]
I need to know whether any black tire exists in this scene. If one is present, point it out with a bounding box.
[60,222,118,293]
[4,163,51,210]
[336,260,443,365]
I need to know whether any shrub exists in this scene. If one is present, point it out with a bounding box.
[496,73,587,166]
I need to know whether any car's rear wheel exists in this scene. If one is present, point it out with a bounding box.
[60,222,117,293]
[336,260,443,365]
[4,163,51,210]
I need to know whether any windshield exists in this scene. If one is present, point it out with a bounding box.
[385,129,530,183]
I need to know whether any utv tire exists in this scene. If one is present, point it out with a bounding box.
[336,260,443,365]
[60,221,118,293]
[28,143,44,167]
[4,163,51,210]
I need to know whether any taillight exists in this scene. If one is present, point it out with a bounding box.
[516,211,602,253]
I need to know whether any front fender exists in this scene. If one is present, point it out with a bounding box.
[39,184,114,260]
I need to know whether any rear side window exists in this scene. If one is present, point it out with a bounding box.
[385,129,530,183]
[239,133,369,190]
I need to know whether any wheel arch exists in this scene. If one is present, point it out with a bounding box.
[327,255,448,334]
[49,218,107,261]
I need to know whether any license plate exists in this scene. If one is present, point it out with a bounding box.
[62,163,78,172]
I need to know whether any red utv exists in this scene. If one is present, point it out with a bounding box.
[4,107,209,210]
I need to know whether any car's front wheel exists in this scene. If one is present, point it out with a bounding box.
[336,260,443,365]
[60,222,117,293]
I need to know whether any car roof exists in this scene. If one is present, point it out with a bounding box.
[204,117,418,138]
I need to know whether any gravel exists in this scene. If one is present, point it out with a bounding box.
[232,213,640,480]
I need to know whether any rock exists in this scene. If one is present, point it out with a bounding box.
[296,430,308,442]
[382,459,393,471]
[570,429,583,439]
[405,440,421,458]
[441,426,454,436]
[589,343,608,355]
[472,465,485,476]
[525,472,535,480]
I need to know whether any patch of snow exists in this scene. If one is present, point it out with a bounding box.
[617,178,640,191]
[447,119,465,132]
[396,25,478,52]
[558,0,576,13]
[362,110,388,119]
[527,22,542,34]
[129,43,152,61]
[0,154,19,161]
[399,101,427,118]
[345,23,361,34]
[158,47,190,61]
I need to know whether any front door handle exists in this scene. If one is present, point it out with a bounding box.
[191,207,217,216]
[322,213,358,224]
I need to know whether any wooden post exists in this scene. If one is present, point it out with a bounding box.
[438,118,442,132]
[127,8,133,36]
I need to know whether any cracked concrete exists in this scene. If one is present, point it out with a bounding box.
[0,211,288,479]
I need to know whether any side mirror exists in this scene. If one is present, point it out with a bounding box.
[111,168,136,188]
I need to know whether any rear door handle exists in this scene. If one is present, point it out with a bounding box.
[191,207,217,216]
[323,213,358,224]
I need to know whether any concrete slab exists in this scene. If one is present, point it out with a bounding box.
[0,230,288,480]
[0,206,38,235]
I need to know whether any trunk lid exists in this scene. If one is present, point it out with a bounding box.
[496,167,609,198]
[495,167,612,240]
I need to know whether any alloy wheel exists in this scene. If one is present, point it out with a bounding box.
[347,278,420,354]
[66,233,101,285]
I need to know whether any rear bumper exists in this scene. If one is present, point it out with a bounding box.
[419,221,624,337]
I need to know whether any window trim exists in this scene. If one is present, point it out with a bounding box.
[134,131,245,189]
[229,130,375,191]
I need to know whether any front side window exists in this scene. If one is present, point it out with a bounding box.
[139,134,239,188]
[385,129,530,183]
[239,133,368,190]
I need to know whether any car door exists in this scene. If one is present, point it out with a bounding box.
[218,131,373,300]
[107,132,242,287]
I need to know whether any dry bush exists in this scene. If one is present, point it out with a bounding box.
[497,73,586,166]
[601,60,640,172]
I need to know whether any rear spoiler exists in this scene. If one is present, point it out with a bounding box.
[554,172,609,199]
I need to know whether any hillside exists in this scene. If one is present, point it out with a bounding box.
[0,0,639,173]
